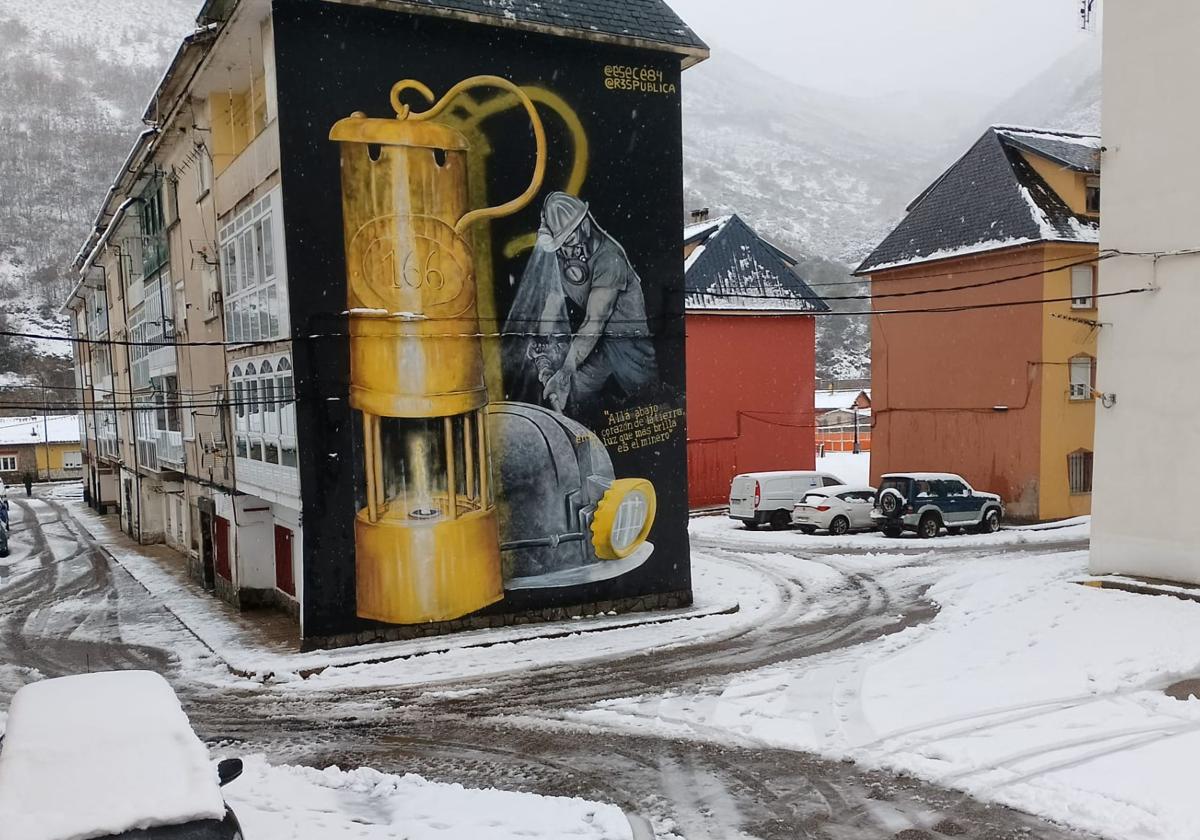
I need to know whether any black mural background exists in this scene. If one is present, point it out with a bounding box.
[273,0,690,638]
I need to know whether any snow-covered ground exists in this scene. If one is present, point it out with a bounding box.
[691,509,1090,552]
[226,756,633,840]
[64,495,774,688]
[571,539,1200,840]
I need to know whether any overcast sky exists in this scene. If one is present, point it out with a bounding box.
[668,0,1100,102]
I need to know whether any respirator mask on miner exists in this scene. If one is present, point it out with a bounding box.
[537,192,592,285]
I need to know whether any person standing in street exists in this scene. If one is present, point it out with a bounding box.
[23,473,32,498]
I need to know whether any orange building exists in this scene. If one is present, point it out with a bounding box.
[856,127,1101,522]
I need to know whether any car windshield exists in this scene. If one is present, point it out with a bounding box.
[106,816,238,839]
[800,493,827,505]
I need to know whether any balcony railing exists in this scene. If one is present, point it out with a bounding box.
[156,430,184,468]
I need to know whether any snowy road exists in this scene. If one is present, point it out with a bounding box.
[0,495,1094,839]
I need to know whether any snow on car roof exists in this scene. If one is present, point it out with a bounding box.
[735,470,839,478]
[881,472,966,481]
[0,671,226,840]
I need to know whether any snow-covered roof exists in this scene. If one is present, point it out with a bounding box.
[993,126,1101,173]
[0,671,226,840]
[684,214,829,313]
[198,0,709,54]
[815,388,871,411]
[0,416,80,447]
[856,126,1100,275]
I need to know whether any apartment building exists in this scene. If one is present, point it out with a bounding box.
[66,0,706,645]
[68,7,321,615]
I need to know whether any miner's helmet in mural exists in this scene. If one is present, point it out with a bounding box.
[330,76,657,627]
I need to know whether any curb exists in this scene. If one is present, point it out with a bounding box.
[1080,578,1200,605]
[65,502,740,681]
[1080,578,1200,604]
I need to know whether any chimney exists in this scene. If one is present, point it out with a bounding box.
[689,207,710,223]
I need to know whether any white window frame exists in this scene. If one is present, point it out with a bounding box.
[62,451,83,471]
[219,188,289,344]
[0,455,16,472]
[1069,356,1095,401]
[229,354,297,470]
[1071,265,1095,309]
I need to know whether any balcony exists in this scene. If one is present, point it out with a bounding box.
[156,430,184,469]
[147,343,177,378]
[216,120,279,219]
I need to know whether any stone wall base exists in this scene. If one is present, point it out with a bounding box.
[301,589,694,652]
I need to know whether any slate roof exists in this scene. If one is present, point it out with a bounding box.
[856,126,1100,275]
[684,215,830,313]
[994,127,1101,173]
[199,0,707,56]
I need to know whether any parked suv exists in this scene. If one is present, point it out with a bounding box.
[871,473,1003,538]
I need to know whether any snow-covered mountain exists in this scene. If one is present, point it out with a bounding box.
[0,0,197,380]
[983,36,1101,136]
[682,51,945,266]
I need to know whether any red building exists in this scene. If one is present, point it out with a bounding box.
[683,215,829,507]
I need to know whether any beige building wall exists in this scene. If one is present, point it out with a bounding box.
[1090,0,1200,582]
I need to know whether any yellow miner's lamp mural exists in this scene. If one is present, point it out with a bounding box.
[331,74,661,628]
[329,76,547,625]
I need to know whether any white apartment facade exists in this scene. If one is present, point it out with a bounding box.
[67,1,302,616]
[1089,1,1200,582]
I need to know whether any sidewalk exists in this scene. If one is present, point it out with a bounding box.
[66,500,739,680]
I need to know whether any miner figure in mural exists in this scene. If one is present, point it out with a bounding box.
[511,192,658,416]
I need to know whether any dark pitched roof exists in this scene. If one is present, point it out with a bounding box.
[200,0,707,57]
[684,215,830,313]
[855,127,1100,275]
[994,127,1101,173]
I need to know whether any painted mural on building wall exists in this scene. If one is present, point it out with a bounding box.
[274,1,688,639]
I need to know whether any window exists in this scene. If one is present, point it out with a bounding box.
[219,189,288,343]
[229,354,298,470]
[1071,265,1096,309]
[62,451,82,470]
[1085,176,1100,214]
[1069,356,1096,401]
[0,455,16,472]
[822,475,841,487]
[1068,450,1094,494]
[940,480,971,498]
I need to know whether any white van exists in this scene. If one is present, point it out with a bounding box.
[729,470,846,529]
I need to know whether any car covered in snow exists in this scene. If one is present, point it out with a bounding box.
[871,473,1003,538]
[729,470,846,530]
[0,670,245,839]
[791,485,878,535]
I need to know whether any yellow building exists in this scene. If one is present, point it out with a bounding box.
[857,126,1101,521]
[0,416,83,483]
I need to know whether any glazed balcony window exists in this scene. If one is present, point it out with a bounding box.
[219,189,289,344]
[230,355,297,469]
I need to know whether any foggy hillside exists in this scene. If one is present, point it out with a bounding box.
[984,35,1102,136]
[0,0,196,390]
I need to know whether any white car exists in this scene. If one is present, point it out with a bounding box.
[792,485,878,535]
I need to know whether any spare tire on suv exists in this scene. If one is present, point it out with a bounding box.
[878,487,905,517]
